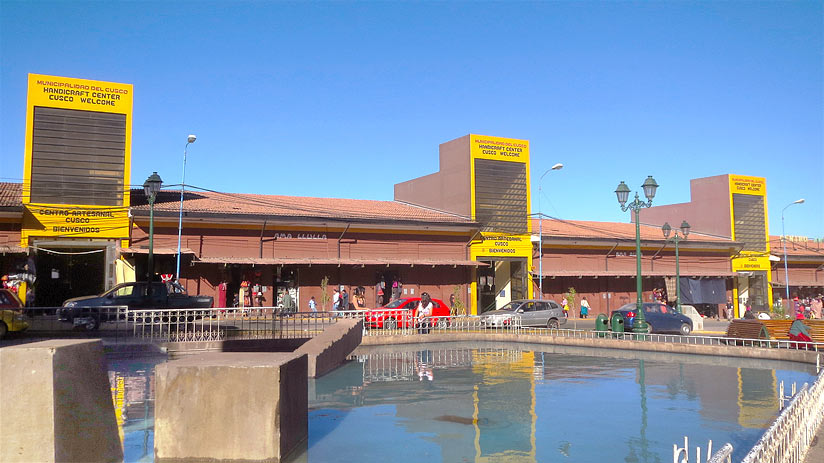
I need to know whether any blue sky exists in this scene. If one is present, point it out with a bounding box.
[1,1,821,238]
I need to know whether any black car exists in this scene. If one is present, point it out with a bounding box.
[611,302,693,335]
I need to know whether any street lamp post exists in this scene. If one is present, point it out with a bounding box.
[176,134,197,281]
[143,172,163,282]
[781,198,805,310]
[537,163,564,299]
[662,220,690,314]
[615,176,659,333]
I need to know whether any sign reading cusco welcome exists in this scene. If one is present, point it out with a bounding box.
[22,74,133,241]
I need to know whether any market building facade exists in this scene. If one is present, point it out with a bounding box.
[3,73,820,316]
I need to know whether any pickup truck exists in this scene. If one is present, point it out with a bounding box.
[58,281,214,329]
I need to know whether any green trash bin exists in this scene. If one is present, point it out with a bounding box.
[595,314,609,337]
[610,313,625,335]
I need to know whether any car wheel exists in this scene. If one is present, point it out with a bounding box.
[85,318,100,331]
[679,323,692,336]
[547,319,560,329]
[436,318,449,330]
[384,318,398,330]
[645,322,653,334]
[0,321,7,339]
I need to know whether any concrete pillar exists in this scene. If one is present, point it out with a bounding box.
[154,352,308,462]
[0,339,123,463]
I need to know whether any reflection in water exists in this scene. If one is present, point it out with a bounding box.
[108,344,816,463]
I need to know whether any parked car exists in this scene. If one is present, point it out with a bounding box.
[480,299,567,329]
[0,288,29,339]
[58,281,214,330]
[611,302,693,335]
[365,297,451,329]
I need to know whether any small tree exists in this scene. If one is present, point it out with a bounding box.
[451,285,466,316]
[566,287,577,314]
[320,276,331,310]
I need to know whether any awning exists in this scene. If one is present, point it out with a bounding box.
[0,245,26,254]
[193,256,487,267]
[771,280,824,289]
[121,247,196,255]
[535,270,736,278]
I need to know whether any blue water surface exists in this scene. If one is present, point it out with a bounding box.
[108,342,817,463]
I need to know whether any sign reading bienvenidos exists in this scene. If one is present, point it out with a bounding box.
[22,74,133,242]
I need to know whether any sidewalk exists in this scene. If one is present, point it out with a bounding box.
[804,421,823,463]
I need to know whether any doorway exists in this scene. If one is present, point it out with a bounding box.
[33,246,107,306]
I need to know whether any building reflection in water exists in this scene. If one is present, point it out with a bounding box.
[308,342,815,463]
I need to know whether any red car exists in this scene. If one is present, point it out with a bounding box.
[365,297,451,329]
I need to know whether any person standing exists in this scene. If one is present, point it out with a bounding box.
[562,298,569,318]
[416,292,433,334]
[725,298,734,320]
[580,297,590,319]
[282,288,294,315]
[341,288,350,311]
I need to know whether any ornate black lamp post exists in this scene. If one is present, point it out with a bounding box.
[662,220,690,313]
[615,176,659,334]
[143,172,163,282]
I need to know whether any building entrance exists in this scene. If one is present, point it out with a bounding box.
[477,258,527,313]
[33,246,107,307]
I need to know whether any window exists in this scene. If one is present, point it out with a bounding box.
[114,285,137,297]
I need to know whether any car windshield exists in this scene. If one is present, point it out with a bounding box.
[497,302,521,312]
[382,299,409,309]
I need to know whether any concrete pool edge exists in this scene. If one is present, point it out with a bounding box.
[360,332,820,365]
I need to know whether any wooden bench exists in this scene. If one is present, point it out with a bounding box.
[802,320,824,343]
[725,319,769,341]
[760,320,793,340]
[754,318,824,343]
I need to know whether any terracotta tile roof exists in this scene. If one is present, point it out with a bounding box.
[532,218,733,243]
[769,236,824,258]
[0,183,22,208]
[131,188,474,225]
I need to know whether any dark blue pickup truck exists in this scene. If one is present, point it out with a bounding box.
[58,281,213,329]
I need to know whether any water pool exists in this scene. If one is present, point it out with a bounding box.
[108,342,817,462]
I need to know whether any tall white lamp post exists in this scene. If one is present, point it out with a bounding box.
[538,163,563,298]
[781,198,805,309]
[176,134,197,281]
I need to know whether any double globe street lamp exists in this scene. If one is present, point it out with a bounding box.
[662,220,690,314]
[615,176,659,334]
[143,172,163,282]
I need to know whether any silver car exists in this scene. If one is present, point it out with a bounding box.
[480,299,567,329]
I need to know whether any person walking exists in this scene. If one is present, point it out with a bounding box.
[580,297,590,319]
[308,296,317,316]
[332,288,340,310]
[562,298,569,318]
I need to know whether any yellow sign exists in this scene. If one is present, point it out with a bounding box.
[732,255,771,272]
[22,74,133,242]
[22,205,130,240]
[469,134,529,162]
[729,175,766,195]
[26,73,133,114]
[472,232,533,259]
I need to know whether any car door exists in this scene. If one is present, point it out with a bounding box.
[518,301,536,326]
[111,283,145,308]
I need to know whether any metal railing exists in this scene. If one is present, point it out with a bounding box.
[742,368,824,463]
